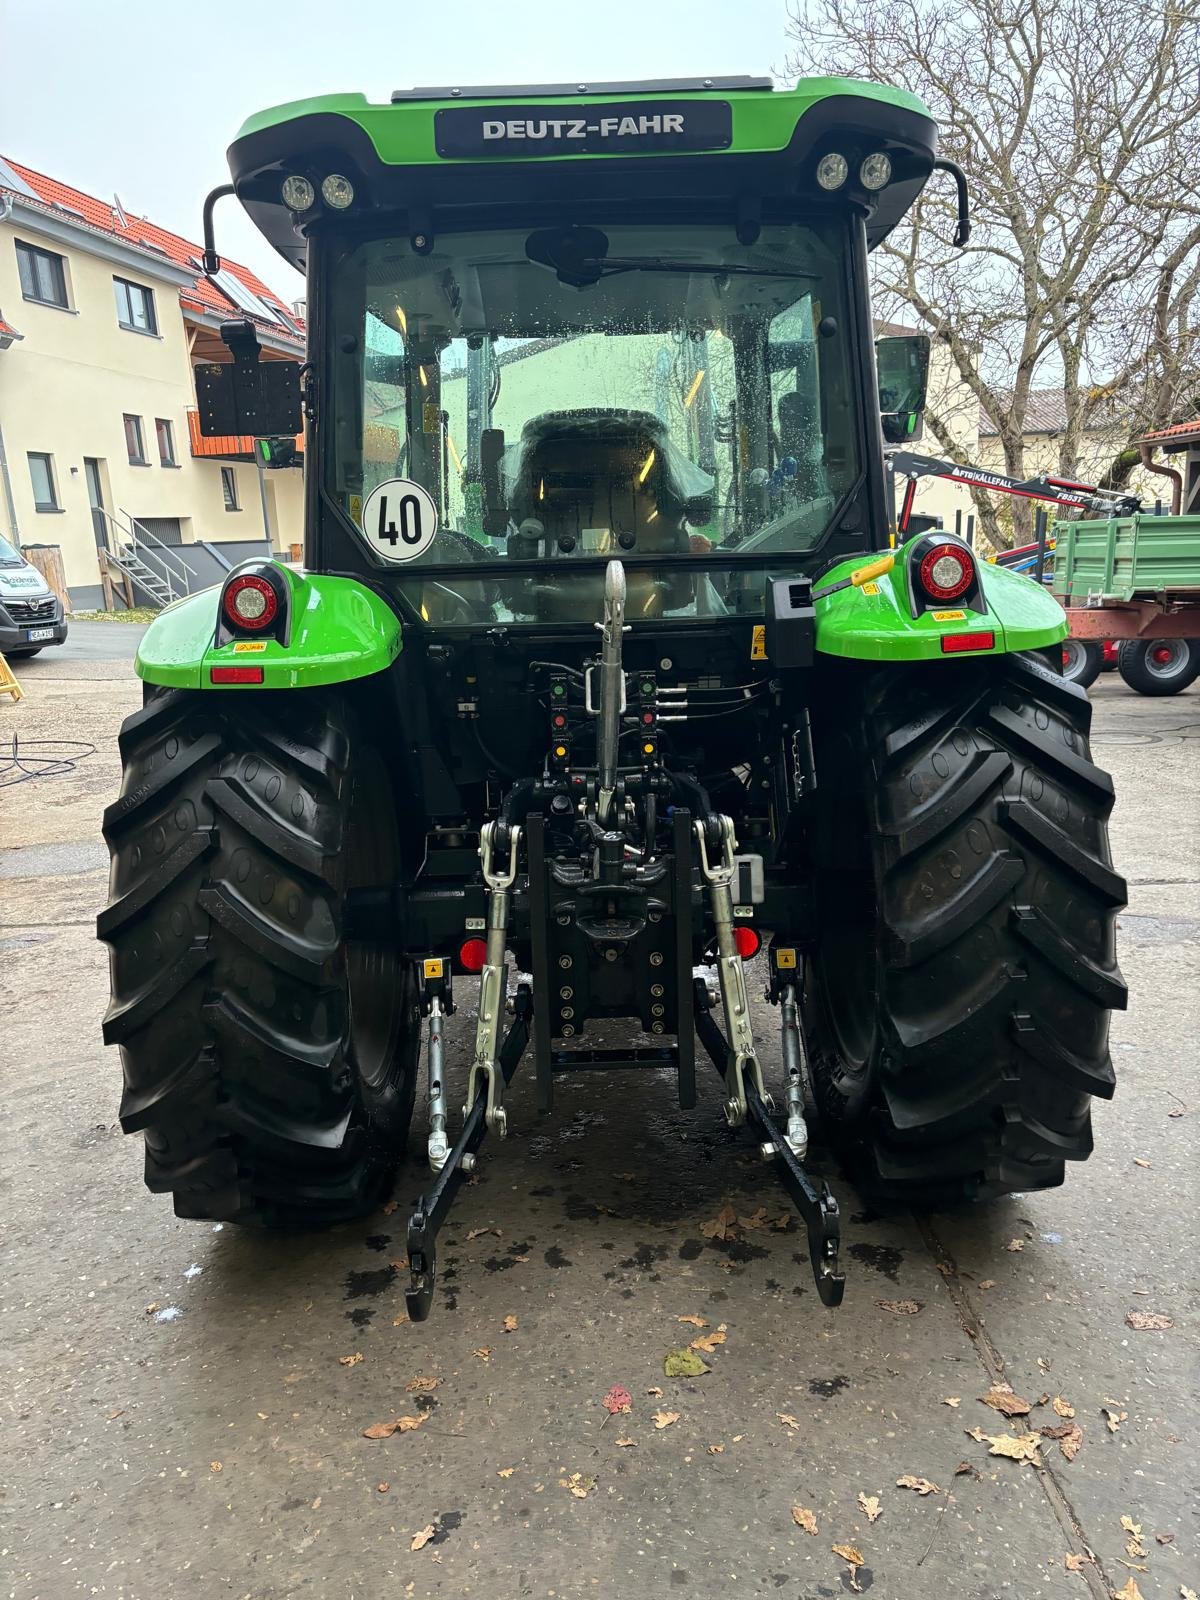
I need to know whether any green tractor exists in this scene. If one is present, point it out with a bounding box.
[98,76,1126,1317]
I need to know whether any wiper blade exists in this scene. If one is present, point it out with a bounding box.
[592,258,815,279]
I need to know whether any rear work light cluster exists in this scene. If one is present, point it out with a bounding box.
[917,542,976,602]
[223,573,278,631]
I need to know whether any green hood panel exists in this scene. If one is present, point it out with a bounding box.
[136,568,402,690]
[815,538,1067,661]
[233,78,930,167]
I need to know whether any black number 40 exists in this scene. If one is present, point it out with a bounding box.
[376,492,424,547]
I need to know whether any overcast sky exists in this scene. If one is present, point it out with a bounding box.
[2,0,791,303]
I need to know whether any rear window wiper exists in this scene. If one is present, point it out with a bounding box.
[589,258,815,279]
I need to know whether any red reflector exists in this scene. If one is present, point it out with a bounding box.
[457,937,488,973]
[940,631,995,653]
[733,925,761,959]
[210,666,264,684]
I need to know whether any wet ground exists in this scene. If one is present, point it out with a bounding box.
[1,627,1197,1599]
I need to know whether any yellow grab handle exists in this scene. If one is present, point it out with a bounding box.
[849,553,896,588]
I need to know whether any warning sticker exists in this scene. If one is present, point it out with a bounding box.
[932,609,967,621]
[775,947,797,969]
[750,624,767,660]
[860,582,881,596]
[423,957,444,979]
[359,477,439,564]
[232,640,267,653]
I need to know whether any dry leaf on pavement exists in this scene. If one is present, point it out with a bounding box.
[1052,1397,1075,1418]
[707,1443,724,1454]
[602,1385,632,1416]
[1060,1423,1084,1460]
[466,1226,500,1240]
[984,1432,1042,1462]
[677,1315,708,1328]
[377,1481,390,1493]
[942,1397,961,1407]
[363,1415,426,1439]
[690,1324,727,1354]
[497,1467,515,1478]
[954,1461,981,1479]
[1005,1238,1025,1252]
[1125,1311,1173,1331]
[1180,1588,1198,1600]
[978,1279,996,1289]
[777,1413,801,1430]
[1121,1517,1147,1558]
[404,1375,441,1392]
[338,1353,364,1367]
[560,1472,596,1498]
[832,1543,864,1568]
[502,1315,517,1332]
[472,1347,491,1361]
[700,1204,739,1241]
[646,1386,664,1397]
[410,1524,436,1551]
[1112,1581,1144,1600]
[791,1506,818,1535]
[1064,1553,1090,1572]
[614,1437,635,1448]
[1154,1533,1174,1545]
[858,1493,882,1522]
[896,1475,940,1495]
[980,1384,1033,1417]
[1103,1407,1128,1434]
[875,1298,923,1315]
[653,1410,680,1430]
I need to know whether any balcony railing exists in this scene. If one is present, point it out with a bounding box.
[186,408,304,462]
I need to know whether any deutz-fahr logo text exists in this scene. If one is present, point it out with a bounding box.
[435,99,733,159]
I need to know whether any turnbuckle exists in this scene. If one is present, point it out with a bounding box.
[694,815,772,1127]
[466,821,521,1137]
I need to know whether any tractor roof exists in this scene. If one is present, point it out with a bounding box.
[227,77,938,271]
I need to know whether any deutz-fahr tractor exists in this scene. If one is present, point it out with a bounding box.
[99,76,1126,1318]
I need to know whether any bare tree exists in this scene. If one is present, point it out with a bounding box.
[786,0,1200,541]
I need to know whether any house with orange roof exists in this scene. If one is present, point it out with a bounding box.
[0,155,305,608]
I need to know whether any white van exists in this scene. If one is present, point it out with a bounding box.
[0,536,68,656]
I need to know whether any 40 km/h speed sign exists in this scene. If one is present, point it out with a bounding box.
[359,478,439,563]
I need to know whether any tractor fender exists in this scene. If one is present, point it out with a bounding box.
[135,567,402,690]
[813,535,1066,662]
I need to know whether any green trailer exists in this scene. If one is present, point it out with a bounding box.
[97,75,1126,1317]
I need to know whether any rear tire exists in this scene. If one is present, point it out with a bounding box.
[98,688,419,1226]
[1060,637,1102,689]
[1116,638,1200,695]
[805,652,1126,1207]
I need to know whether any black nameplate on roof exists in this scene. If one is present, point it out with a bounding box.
[434,100,733,159]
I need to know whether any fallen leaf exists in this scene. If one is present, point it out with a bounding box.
[954,1461,980,1479]
[560,1472,595,1499]
[1060,1423,1084,1460]
[390,1257,408,1271]
[381,1200,399,1215]
[362,1415,426,1439]
[1065,1553,1090,1572]
[410,1524,436,1551]
[1037,1392,1051,1406]
[832,1543,864,1568]
[777,1413,801,1430]
[978,1279,997,1289]
[602,1385,632,1416]
[942,1396,961,1408]
[1181,1588,1198,1600]
[614,1437,635,1448]
[858,1493,882,1522]
[511,1254,530,1264]
[1052,1396,1075,1418]
[980,1384,1033,1417]
[896,1475,940,1495]
[653,1410,681,1430]
[791,1506,818,1535]
[707,1443,725,1454]
[209,1461,222,1473]
[377,1481,390,1493]
[646,1387,664,1398]
[502,1315,518,1332]
[105,1409,125,1420]
[145,1303,161,1315]
[936,1261,956,1277]
[466,1226,500,1240]
[965,1426,989,1442]
[1005,1238,1025,1252]
[497,1467,515,1479]
[1133,1158,1150,1168]
[690,1324,728,1354]
[739,1207,770,1229]
[664,1348,710,1378]
[875,1298,922,1315]
[1103,1407,1128,1434]
[312,1497,321,1509]
[338,1352,364,1368]
[404,1375,441,1392]
[283,1372,302,1384]
[985,1432,1041,1462]
[699,1204,739,1241]
[1125,1311,1173,1331]
[771,1212,793,1231]
[677,1315,708,1328]
[393,1313,410,1327]
[1121,1517,1147,1559]
[1112,1581,1143,1600]
[1041,1423,1075,1440]
[1155,1533,1174,1545]
[472,1347,491,1361]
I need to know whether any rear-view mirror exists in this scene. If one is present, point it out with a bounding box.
[876,334,930,444]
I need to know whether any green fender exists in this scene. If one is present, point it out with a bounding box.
[135,565,402,690]
[814,535,1067,662]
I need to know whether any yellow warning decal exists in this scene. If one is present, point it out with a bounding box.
[750,624,767,661]
[349,494,362,526]
[860,582,880,596]
[232,640,267,653]
[422,957,444,979]
[775,947,797,970]
[932,609,967,621]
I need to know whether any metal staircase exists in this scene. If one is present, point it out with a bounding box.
[95,508,198,608]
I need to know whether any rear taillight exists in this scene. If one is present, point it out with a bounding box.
[223,573,278,632]
[457,937,488,973]
[918,542,975,601]
[733,925,761,959]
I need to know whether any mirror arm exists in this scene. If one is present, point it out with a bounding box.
[201,183,237,276]
[932,159,971,248]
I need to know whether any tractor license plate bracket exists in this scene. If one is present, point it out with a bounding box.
[694,979,845,1307]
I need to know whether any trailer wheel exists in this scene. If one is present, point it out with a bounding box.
[1116,638,1200,696]
[804,652,1126,1207]
[98,688,419,1226]
[1059,637,1102,689]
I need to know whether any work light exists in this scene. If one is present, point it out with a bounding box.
[281,175,315,211]
[859,152,892,191]
[816,153,849,191]
[321,174,355,209]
